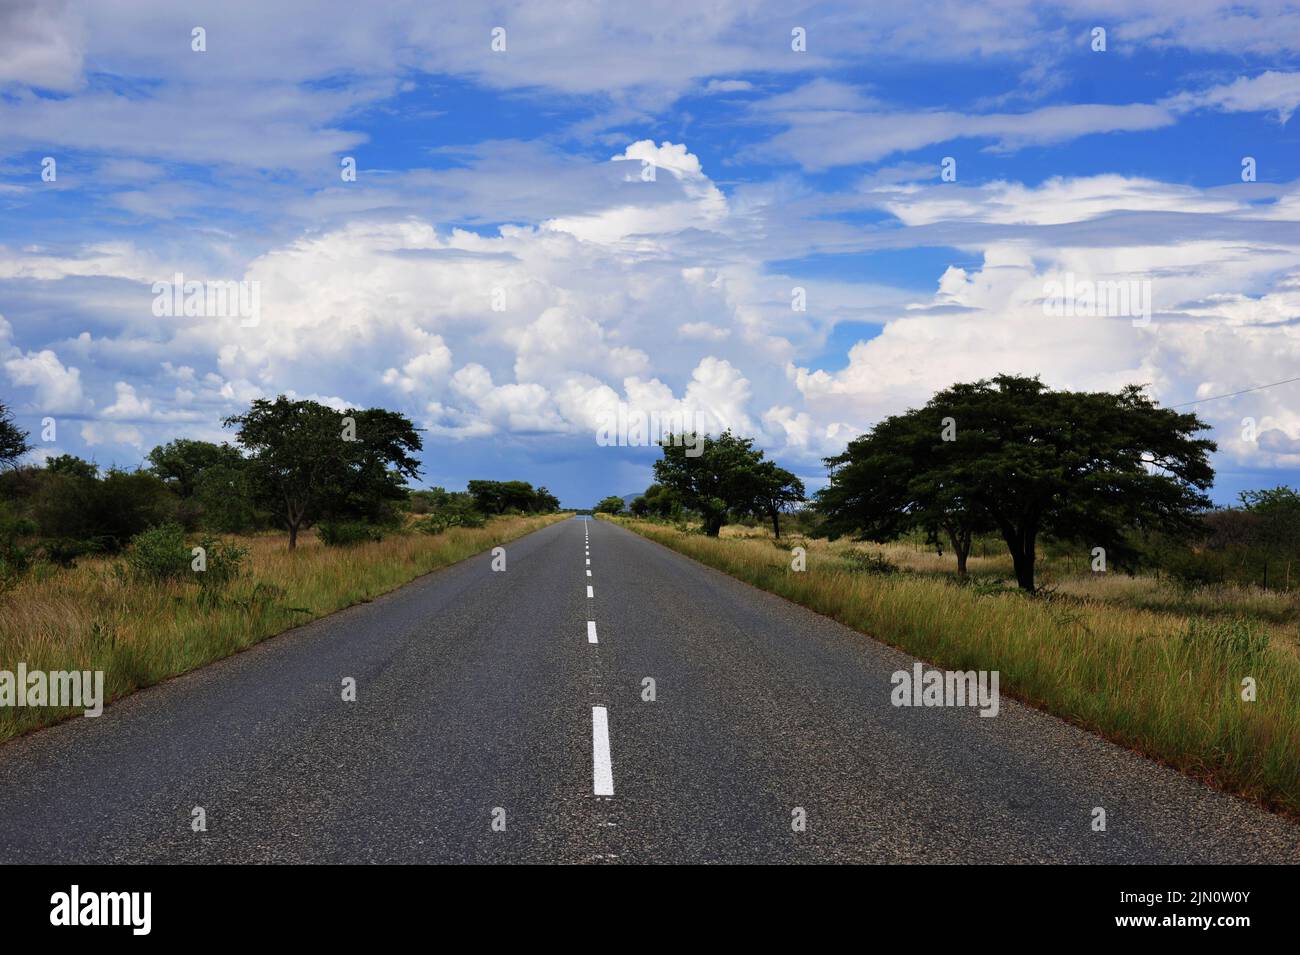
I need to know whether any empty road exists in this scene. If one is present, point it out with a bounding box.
[0,517,1295,863]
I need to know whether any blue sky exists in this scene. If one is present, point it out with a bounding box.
[2,1,1299,506]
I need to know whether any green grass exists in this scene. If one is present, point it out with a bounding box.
[0,513,569,742]
[612,516,1300,817]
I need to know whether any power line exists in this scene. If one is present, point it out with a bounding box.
[1169,374,1300,408]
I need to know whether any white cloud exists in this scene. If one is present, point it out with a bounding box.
[102,381,152,418]
[1167,70,1300,123]
[679,321,731,341]
[869,175,1244,227]
[3,346,87,413]
[758,102,1175,170]
[81,421,144,448]
[382,339,453,395]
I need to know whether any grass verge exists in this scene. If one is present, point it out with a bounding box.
[611,516,1300,817]
[0,513,569,742]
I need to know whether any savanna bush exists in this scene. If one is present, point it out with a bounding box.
[843,548,901,575]
[318,521,385,547]
[126,523,191,580]
[193,535,249,588]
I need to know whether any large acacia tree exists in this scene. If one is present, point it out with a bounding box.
[224,396,422,549]
[817,375,1215,591]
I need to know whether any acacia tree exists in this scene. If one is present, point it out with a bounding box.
[146,438,244,498]
[818,411,991,577]
[750,460,805,539]
[224,396,422,549]
[653,430,768,537]
[817,375,1215,591]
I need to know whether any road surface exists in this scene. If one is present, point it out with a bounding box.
[0,517,1295,863]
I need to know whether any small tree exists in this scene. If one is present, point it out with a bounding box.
[224,396,422,549]
[653,430,767,537]
[595,495,625,514]
[467,480,508,515]
[750,461,805,539]
[146,439,244,498]
[642,483,680,519]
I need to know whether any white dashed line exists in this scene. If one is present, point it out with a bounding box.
[591,706,614,796]
[587,585,594,598]
[585,558,590,565]
[587,621,598,644]
[586,569,591,576]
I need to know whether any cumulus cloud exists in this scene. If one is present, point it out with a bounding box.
[3,342,87,413]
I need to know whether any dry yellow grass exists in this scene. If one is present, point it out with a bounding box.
[616,517,1300,816]
[0,514,568,741]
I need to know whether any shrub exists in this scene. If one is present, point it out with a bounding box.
[126,523,191,580]
[843,548,901,575]
[413,516,449,535]
[318,521,385,547]
[1163,548,1225,589]
[0,506,34,588]
[33,469,175,553]
[40,536,109,568]
[452,509,486,529]
[414,507,486,533]
[193,535,249,588]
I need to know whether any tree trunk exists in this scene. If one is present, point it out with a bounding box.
[704,516,724,537]
[1010,547,1035,591]
[948,527,971,579]
[288,522,299,550]
[770,509,781,539]
[1000,522,1037,592]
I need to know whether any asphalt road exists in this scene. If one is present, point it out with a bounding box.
[0,517,1295,863]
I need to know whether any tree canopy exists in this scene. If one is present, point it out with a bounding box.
[467,480,560,514]
[816,375,1215,590]
[653,430,803,536]
[146,439,245,498]
[223,396,423,548]
[749,460,805,538]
